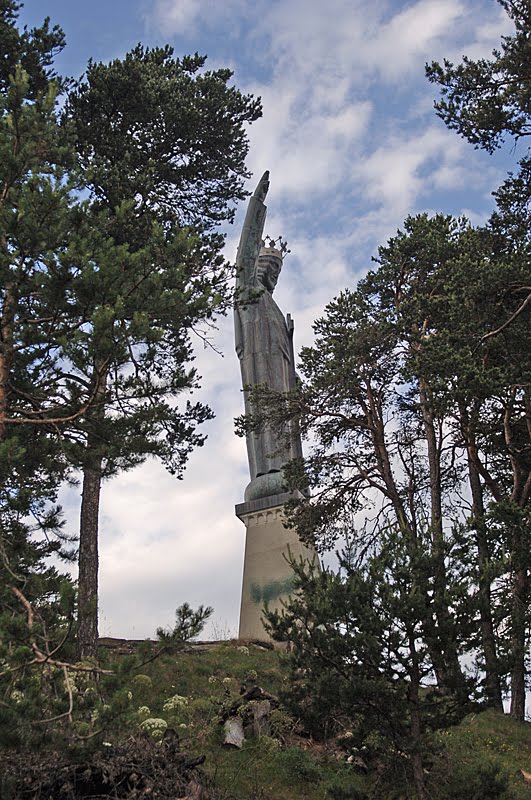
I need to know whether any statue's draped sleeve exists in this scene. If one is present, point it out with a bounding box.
[237,170,269,268]
[234,172,270,359]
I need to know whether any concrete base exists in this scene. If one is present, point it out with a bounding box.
[236,492,316,642]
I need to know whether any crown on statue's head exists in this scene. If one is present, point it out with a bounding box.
[260,235,290,260]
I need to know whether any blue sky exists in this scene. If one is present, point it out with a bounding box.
[20,0,515,639]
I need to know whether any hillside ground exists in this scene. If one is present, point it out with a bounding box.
[97,640,531,800]
[2,641,530,799]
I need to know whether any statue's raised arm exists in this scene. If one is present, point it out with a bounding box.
[235,170,270,294]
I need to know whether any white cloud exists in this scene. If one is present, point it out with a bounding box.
[146,0,201,33]
[257,0,469,89]
[459,3,515,60]
[145,0,255,36]
[244,93,372,200]
[371,0,465,79]
[351,123,502,233]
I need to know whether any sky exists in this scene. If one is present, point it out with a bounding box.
[19,0,516,640]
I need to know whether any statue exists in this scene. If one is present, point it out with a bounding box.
[234,171,302,501]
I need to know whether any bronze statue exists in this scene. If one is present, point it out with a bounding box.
[234,172,302,501]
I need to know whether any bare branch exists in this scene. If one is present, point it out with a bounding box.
[481,291,531,342]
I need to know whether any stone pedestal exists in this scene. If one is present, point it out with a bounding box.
[236,492,315,642]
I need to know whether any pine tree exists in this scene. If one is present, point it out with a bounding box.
[426,0,531,720]
[266,525,469,800]
[63,46,262,658]
[0,1,81,744]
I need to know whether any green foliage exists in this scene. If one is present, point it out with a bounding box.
[429,710,530,800]
[265,535,478,800]
[0,0,262,726]
[156,602,213,646]
[62,40,261,659]
[2,641,529,800]
[426,0,531,153]
[434,762,512,800]
[67,46,261,229]
[326,784,368,800]
[427,0,531,719]
[61,43,263,482]
[277,745,321,782]
[0,0,83,749]
[0,0,66,97]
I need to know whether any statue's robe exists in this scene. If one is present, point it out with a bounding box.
[235,288,297,478]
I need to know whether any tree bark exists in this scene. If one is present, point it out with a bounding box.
[505,389,530,720]
[223,717,245,749]
[462,406,502,710]
[366,377,462,694]
[77,362,108,661]
[418,376,467,699]
[77,456,102,660]
[0,282,15,442]
[509,554,528,721]
[408,631,428,800]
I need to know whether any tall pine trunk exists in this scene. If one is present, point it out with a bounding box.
[77,363,107,661]
[77,453,103,660]
[418,376,467,699]
[506,389,529,720]
[407,631,428,800]
[509,540,528,720]
[365,377,463,695]
[462,408,502,709]
[470,508,503,710]
[0,282,15,442]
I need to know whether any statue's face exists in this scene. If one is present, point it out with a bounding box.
[257,255,282,292]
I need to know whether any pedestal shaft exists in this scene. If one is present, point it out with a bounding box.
[237,494,314,641]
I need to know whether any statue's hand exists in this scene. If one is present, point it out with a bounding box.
[253,170,270,203]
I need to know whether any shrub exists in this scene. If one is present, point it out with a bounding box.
[431,761,513,800]
[277,745,321,783]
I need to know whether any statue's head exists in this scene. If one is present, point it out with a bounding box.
[257,251,282,292]
[257,236,289,293]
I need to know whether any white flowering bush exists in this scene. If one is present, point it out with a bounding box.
[260,735,282,754]
[140,717,168,740]
[65,679,79,696]
[136,705,151,721]
[237,645,249,655]
[91,703,111,724]
[162,694,188,712]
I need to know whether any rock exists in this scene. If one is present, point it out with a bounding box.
[346,754,369,773]
[223,717,245,749]
[251,699,271,738]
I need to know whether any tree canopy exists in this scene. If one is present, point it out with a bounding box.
[243,209,529,726]
[426,0,531,153]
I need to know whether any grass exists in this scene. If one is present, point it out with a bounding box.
[103,641,366,799]
[96,641,531,800]
[429,709,531,800]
